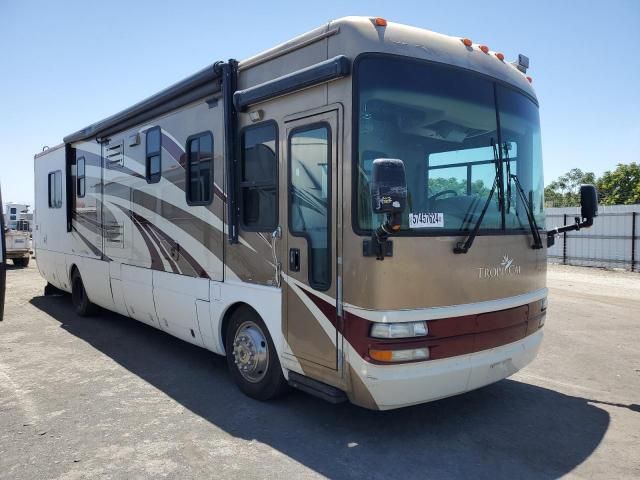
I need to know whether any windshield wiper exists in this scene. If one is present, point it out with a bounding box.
[502,143,543,249]
[510,173,543,249]
[453,140,501,254]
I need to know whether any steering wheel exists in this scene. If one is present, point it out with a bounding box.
[429,189,458,202]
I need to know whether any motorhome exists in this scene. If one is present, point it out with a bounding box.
[33,17,596,410]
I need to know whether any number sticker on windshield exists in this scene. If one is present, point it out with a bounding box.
[409,212,444,228]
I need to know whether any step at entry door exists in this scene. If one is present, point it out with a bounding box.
[282,108,341,371]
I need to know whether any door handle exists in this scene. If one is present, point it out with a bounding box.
[271,226,282,287]
[289,248,300,272]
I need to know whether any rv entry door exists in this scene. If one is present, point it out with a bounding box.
[282,108,341,372]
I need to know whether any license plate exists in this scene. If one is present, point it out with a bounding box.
[409,212,444,228]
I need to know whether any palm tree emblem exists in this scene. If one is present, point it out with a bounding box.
[501,255,513,270]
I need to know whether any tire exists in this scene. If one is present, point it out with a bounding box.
[71,270,98,317]
[12,257,29,267]
[225,306,288,401]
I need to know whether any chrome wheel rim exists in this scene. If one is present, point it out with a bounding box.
[232,321,269,383]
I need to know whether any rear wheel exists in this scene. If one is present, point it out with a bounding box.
[71,270,97,317]
[12,257,29,267]
[225,307,288,401]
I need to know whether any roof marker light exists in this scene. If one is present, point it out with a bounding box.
[526,76,533,83]
[374,17,387,27]
[495,52,505,61]
[479,45,490,54]
[462,38,473,47]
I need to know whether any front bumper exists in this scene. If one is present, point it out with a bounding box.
[350,329,543,410]
[6,250,30,259]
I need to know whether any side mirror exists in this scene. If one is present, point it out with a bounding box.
[547,184,599,247]
[580,184,598,223]
[370,158,407,215]
[365,159,407,260]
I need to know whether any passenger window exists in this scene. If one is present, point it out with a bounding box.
[186,132,213,205]
[48,171,62,208]
[289,124,331,290]
[145,127,162,183]
[77,156,86,198]
[240,122,278,231]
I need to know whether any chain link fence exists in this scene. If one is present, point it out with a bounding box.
[546,205,639,271]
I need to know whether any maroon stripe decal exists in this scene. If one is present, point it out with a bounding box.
[108,202,210,279]
[74,216,101,236]
[111,204,165,271]
[145,223,181,274]
[145,221,210,279]
[295,285,544,364]
[71,226,111,261]
[298,287,338,329]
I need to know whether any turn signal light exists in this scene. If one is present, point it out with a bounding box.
[369,348,430,363]
[462,38,473,47]
[479,45,489,54]
[495,52,505,61]
[374,17,387,27]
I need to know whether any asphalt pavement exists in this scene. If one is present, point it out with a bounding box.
[1,262,638,479]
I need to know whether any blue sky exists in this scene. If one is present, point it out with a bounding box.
[1,0,638,205]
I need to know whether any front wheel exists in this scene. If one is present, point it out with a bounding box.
[225,307,288,401]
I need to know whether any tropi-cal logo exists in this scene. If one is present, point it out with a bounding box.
[477,254,522,279]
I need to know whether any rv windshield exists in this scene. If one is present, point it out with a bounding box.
[355,55,544,234]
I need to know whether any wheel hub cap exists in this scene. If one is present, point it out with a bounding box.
[232,321,269,383]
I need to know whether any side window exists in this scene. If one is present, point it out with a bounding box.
[48,171,63,208]
[186,132,213,205]
[146,127,161,183]
[77,156,86,198]
[289,124,331,290]
[240,122,278,231]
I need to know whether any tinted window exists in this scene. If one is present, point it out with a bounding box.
[240,123,277,230]
[48,171,62,208]
[146,127,161,183]
[77,156,86,198]
[289,125,331,290]
[355,55,543,234]
[186,132,213,205]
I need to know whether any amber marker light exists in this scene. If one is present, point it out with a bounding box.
[462,38,473,47]
[495,52,505,61]
[374,17,387,27]
[369,349,394,362]
[369,348,430,363]
[479,45,490,54]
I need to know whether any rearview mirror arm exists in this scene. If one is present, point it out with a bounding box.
[546,216,594,247]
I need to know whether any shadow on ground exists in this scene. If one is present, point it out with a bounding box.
[31,294,611,479]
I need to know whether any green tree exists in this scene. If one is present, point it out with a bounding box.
[545,168,596,207]
[596,163,640,205]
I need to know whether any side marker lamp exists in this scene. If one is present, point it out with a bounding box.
[369,348,430,363]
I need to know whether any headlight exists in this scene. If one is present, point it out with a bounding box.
[370,321,428,339]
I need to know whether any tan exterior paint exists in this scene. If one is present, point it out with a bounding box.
[35,16,546,409]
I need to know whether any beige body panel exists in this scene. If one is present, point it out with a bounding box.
[34,16,546,409]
